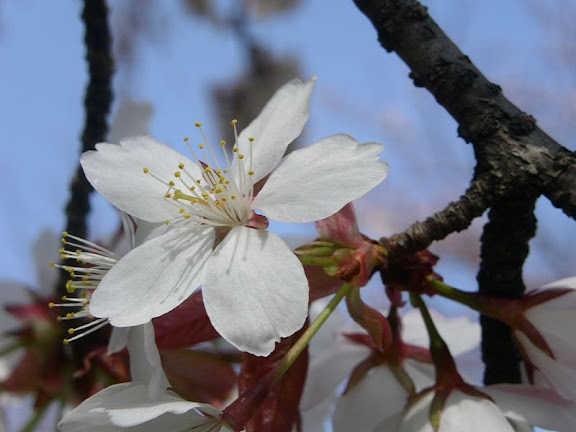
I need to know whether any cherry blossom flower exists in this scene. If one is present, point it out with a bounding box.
[513,276,576,400]
[80,78,389,356]
[376,384,576,432]
[300,309,480,432]
[58,323,233,432]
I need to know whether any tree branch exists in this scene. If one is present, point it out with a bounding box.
[380,175,495,258]
[57,0,114,298]
[353,0,576,218]
[477,194,537,384]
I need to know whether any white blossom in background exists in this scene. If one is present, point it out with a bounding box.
[513,276,576,401]
[80,78,389,356]
[300,308,480,432]
[58,323,232,432]
[375,385,576,432]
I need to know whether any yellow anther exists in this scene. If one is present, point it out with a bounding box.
[199,143,205,149]
[204,167,213,173]
[233,147,239,153]
[231,195,237,200]
[179,208,186,214]
[220,140,226,147]
[68,328,75,335]
[143,167,150,174]
[225,180,230,185]
[169,181,175,187]
[239,154,245,160]
[61,239,67,244]
[195,122,202,127]
[62,232,69,237]
[178,163,185,169]
[184,137,190,142]
[184,214,191,219]
[215,188,223,194]
[201,193,209,200]
[223,169,228,173]
[231,119,237,125]
[49,261,55,268]
[190,186,196,191]
[196,179,202,184]
[66,280,72,289]
[66,312,75,319]
[48,302,55,308]
[76,249,82,255]
[57,316,62,322]
[164,220,170,225]
[174,171,181,178]
[248,137,255,142]
[63,339,70,345]
[165,193,172,199]
[216,169,222,175]
[58,248,64,253]
[248,170,254,176]
[222,198,227,202]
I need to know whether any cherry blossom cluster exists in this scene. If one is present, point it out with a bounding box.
[29,80,576,431]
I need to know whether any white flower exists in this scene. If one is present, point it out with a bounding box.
[80,78,389,356]
[300,309,480,432]
[513,276,576,400]
[58,323,232,432]
[376,385,576,432]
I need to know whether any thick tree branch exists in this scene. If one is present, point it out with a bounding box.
[64,0,114,240]
[380,176,495,258]
[478,194,537,384]
[353,0,576,218]
[57,0,113,297]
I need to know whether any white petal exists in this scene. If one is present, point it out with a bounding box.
[483,384,576,432]
[59,382,218,431]
[107,327,130,355]
[203,226,308,356]
[108,98,153,144]
[440,391,514,432]
[126,323,170,400]
[81,137,200,222]
[333,366,409,432]
[515,332,576,400]
[542,276,576,290]
[58,383,130,431]
[402,309,481,357]
[234,78,316,184]
[90,226,214,326]
[253,134,388,223]
[301,343,369,410]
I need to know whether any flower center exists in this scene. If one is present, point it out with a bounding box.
[143,120,257,228]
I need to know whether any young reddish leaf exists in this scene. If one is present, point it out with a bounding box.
[316,203,363,247]
[306,265,343,302]
[346,286,392,351]
[153,291,220,349]
[161,349,236,408]
[229,326,309,432]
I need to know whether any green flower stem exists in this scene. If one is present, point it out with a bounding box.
[20,402,49,432]
[296,256,338,267]
[410,293,460,383]
[427,278,479,309]
[427,278,518,327]
[274,283,353,381]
